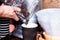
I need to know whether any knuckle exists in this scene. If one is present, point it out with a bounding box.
[10,13,14,16]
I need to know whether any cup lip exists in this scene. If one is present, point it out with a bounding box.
[21,23,38,28]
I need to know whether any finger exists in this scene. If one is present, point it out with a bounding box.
[39,34,44,40]
[9,20,15,33]
[13,7,21,12]
[43,32,47,38]
[9,24,15,33]
[11,12,19,21]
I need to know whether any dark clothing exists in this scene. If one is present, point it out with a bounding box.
[1,35,23,40]
[1,35,10,40]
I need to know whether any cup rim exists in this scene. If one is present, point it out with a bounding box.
[21,23,38,28]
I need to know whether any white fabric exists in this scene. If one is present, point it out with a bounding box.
[36,8,60,37]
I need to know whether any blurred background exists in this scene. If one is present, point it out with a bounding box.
[0,0,60,40]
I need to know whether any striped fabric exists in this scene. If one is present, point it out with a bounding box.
[0,18,9,39]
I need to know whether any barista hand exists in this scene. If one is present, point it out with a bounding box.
[0,4,21,21]
[0,4,21,33]
[43,32,60,40]
[43,32,52,40]
[9,20,15,34]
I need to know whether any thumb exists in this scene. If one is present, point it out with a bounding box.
[43,32,53,40]
[39,34,44,40]
[13,7,21,12]
[11,12,19,21]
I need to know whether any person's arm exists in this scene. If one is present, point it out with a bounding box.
[0,4,21,33]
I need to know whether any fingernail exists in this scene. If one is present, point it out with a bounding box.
[16,18,19,21]
[43,32,45,34]
[18,8,21,11]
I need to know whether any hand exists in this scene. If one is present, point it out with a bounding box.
[0,4,21,21]
[37,32,51,40]
[0,4,21,35]
[9,23,15,34]
[39,34,44,40]
[36,32,44,40]
[43,32,52,40]
[43,32,60,40]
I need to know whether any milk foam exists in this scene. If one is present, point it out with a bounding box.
[21,23,38,28]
